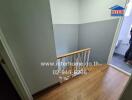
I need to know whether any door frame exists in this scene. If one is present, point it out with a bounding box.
[107,0,129,64]
[0,30,33,100]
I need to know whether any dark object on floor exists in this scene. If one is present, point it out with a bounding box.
[125,28,132,62]
[126,61,132,65]
[124,44,132,62]
[124,59,127,62]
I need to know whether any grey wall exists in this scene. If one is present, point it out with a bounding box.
[53,19,119,63]
[53,24,78,55]
[50,0,126,62]
[0,0,58,94]
[50,0,79,56]
[78,19,119,63]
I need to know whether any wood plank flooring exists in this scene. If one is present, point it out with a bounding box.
[34,65,130,100]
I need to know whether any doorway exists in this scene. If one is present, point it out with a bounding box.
[110,0,132,74]
[0,29,33,100]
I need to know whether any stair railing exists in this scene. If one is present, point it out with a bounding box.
[57,48,91,83]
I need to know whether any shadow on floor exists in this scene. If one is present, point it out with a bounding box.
[111,53,132,73]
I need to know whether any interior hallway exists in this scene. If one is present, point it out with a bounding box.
[111,53,132,73]
[34,65,129,100]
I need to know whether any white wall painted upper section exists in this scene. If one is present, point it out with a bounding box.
[50,0,127,24]
[50,0,79,24]
[79,0,127,24]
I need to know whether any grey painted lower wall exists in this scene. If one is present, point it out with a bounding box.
[78,19,119,63]
[53,24,78,55]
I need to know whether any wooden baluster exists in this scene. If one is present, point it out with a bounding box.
[59,58,62,70]
[80,52,83,67]
[71,55,74,78]
[82,51,87,74]
[73,54,76,71]
[68,55,71,77]
[84,51,87,71]
[64,57,68,82]
[74,54,77,75]
[59,58,63,83]
[78,53,80,68]
[83,51,86,66]
[80,52,82,67]
[82,51,86,68]
[87,50,90,66]
[74,53,77,65]
[56,59,59,70]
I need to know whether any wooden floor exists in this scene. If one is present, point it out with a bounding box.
[34,65,130,100]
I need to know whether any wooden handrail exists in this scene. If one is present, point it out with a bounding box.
[57,48,91,59]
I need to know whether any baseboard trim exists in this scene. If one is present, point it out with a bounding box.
[33,82,60,99]
[109,64,131,76]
